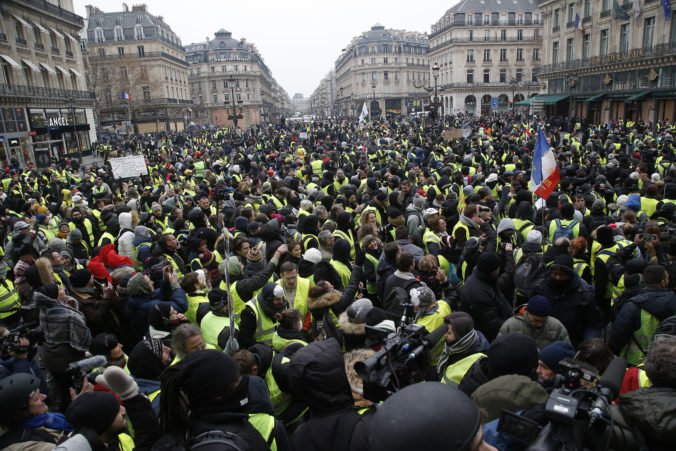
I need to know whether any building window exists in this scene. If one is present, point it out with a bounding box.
[211,80,216,90]
[137,45,145,57]
[552,41,559,64]
[467,49,474,63]
[620,24,630,52]
[483,49,491,62]
[516,48,524,61]
[500,49,507,62]
[95,27,105,43]
[142,86,150,101]
[114,26,124,41]
[466,69,474,83]
[500,30,506,41]
[384,71,389,80]
[97,48,105,57]
[532,48,540,61]
[517,29,523,41]
[567,3,575,22]
[600,29,609,57]
[554,9,560,28]
[582,34,590,60]
[120,67,127,78]
[469,30,473,41]
[483,69,490,83]
[643,17,655,49]
[500,69,507,83]
[484,30,490,41]
[384,57,388,64]
[134,24,144,40]
[566,38,574,61]
[117,47,125,57]
[583,0,591,18]
[515,69,523,81]
[602,0,611,14]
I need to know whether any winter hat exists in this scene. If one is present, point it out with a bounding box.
[151,203,162,212]
[551,254,574,270]
[208,288,228,310]
[410,285,436,309]
[497,218,515,235]
[47,238,67,253]
[199,250,214,266]
[444,311,475,340]
[247,247,264,263]
[526,229,543,244]
[486,173,499,183]
[127,338,166,380]
[539,341,576,374]
[127,273,153,296]
[332,238,351,261]
[66,392,120,435]
[477,252,502,274]
[68,228,82,240]
[526,295,551,317]
[423,208,439,221]
[413,194,426,210]
[626,194,641,211]
[488,334,539,380]
[35,214,46,224]
[13,221,30,231]
[302,248,323,264]
[103,366,138,401]
[90,333,120,357]
[616,194,629,207]
[134,226,151,239]
[69,269,92,289]
[219,256,242,277]
[346,298,373,324]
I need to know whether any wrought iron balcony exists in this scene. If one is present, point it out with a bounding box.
[0,84,95,101]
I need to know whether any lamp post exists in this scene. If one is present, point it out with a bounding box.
[225,76,243,136]
[508,77,522,114]
[415,62,444,123]
[567,74,578,121]
[66,95,82,163]
[371,80,378,119]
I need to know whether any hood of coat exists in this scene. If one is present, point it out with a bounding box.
[620,387,676,445]
[338,311,366,336]
[308,290,342,311]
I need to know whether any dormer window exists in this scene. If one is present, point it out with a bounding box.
[95,27,105,43]
[114,25,124,41]
[134,24,144,40]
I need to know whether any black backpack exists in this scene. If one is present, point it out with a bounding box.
[382,279,419,325]
[513,253,546,300]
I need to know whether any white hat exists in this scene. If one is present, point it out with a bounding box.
[526,229,543,244]
[629,172,640,181]
[273,285,284,299]
[302,248,322,264]
[422,208,439,220]
[616,195,629,206]
[651,173,661,183]
[372,319,396,334]
[486,173,498,183]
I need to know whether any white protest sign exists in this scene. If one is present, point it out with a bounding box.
[110,155,148,179]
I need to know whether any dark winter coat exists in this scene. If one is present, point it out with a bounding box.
[458,356,490,397]
[460,269,512,342]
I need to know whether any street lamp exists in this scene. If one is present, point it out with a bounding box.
[371,80,377,119]
[414,62,444,122]
[225,76,243,136]
[66,95,82,163]
[567,74,578,121]
[508,77,522,113]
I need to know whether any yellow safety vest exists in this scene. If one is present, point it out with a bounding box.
[0,279,21,320]
[186,292,209,325]
[245,298,278,346]
[330,260,352,289]
[200,312,236,350]
[276,276,311,318]
[415,301,452,365]
[333,230,356,260]
[441,353,487,386]
[248,413,277,451]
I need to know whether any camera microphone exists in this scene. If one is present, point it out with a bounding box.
[67,355,107,373]
[406,324,447,362]
[589,356,627,426]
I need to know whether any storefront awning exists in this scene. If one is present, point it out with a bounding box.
[514,98,532,106]
[69,68,83,77]
[624,91,652,104]
[39,62,56,75]
[31,21,49,34]
[21,58,40,72]
[531,94,569,105]
[48,27,64,40]
[650,90,676,99]
[54,65,70,76]
[0,54,21,69]
[11,14,32,29]
[583,93,606,103]
[608,92,631,100]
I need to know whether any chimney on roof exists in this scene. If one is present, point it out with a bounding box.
[123,3,129,12]
[131,4,146,12]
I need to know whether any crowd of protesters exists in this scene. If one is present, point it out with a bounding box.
[0,112,674,450]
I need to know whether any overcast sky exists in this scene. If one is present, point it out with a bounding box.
[75,0,459,98]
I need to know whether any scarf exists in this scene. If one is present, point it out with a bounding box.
[24,412,72,432]
[459,214,480,230]
[436,328,480,376]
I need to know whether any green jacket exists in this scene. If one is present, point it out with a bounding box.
[471,374,548,422]
[497,304,571,350]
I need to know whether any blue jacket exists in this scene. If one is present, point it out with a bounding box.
[128,280,188,331]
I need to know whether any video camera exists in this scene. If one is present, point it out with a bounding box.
[66,355,107,392]
[355,323,447,403]
[498,356,627,450]
[0,322,38,354]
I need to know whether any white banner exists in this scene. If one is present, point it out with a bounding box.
[110,155,148,179]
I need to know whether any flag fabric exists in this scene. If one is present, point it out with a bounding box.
[358,102,368,123]
[462,119,472,139]
[529,128,560,200]
[614,0,630,20]
[574,12,585,33]
[663,0,672,19]
[120,91,131,100]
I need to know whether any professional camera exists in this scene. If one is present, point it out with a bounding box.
[0,322,38,355]
[355,323,447,403]
[66,355,107,393]
[498,356,627,450]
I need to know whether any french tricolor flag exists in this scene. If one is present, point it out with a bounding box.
[529,128,560,200]
[574,12,585,34]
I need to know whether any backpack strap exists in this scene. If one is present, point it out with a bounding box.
[331,410,363,451]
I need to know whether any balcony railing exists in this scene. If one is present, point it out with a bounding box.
[553,25,560,33]
[35,42,44,51]
[19,0,84,27]
[430,35,541,52]
[0,33,7,42]
[16,37,27,46]
[600,10,612,18]
[536,42,676,75]
[65,50,73,58]
[51,47,60,55]
[430,18,543,38]
[0,84,95,101]
[441,81,542,89]
[90,51,188,67]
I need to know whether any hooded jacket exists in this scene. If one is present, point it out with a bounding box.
[118,212,136,260]
[127,279,188,335]
[288,339,371,451]
[610,387,676,450]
